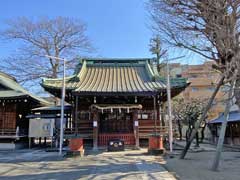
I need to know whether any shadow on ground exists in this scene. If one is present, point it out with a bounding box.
[0,160,166,180]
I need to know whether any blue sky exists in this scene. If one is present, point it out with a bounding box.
[0,0,203,64]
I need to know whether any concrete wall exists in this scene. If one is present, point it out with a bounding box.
[0,143,15,150]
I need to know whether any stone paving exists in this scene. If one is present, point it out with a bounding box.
[0,149,176,180]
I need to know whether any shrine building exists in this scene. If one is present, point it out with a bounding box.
[0,72,50,148]
[41,58,188,149]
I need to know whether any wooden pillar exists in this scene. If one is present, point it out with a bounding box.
[133,110,139,149]
[51,136,53,148]
[230,124,233,145]
[92,109,99,150]
[29,137,31,149]
[75,96,79,134]
[153,96,157,135]
[157,97,161,135]
[44,137,47,146]
[158,93,164,127]
[39,137,42,146]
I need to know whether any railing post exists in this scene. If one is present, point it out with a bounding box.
[16,126,19,136]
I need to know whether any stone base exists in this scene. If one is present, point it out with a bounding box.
[0,143,15,150]
[0,142,26,150]
[92,147,99,151]
[148,149,164,155]
[132,146,140,150]
[65,149,85,157]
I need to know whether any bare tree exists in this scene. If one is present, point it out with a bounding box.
[149,35,168,79]
[0,16,93,88]
[148,0,240,163]
[149,35,167,64]
[172,97,212,143]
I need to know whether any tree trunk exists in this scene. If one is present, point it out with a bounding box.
[180,76,225,159]
[52,64,58,78]
[200,125,206,143]
[195,131,199,147]
[177,119,182,140]
[200,122,206,143]
[211,81,234,171]
[234,78,240,108]
[186,128,192,143]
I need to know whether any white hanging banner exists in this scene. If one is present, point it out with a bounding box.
[134,121,139,127]
[93,121,98,127]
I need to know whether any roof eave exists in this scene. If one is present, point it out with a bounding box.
[72,91,161,97]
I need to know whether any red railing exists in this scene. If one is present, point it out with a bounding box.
[98,133,135,146]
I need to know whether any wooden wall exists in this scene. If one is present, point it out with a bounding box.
[211,122,240,145]
[70,95,167,141]
[0,104,17,129]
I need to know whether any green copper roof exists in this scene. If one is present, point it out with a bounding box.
[42,58,188,95]
[0,72,51,105]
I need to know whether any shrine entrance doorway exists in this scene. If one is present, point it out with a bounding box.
[98,111,135,146]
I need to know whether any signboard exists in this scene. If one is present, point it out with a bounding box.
[29,118,55,138]
[55,118,66,129]
[93,121,98,127]
[134,121,139,127]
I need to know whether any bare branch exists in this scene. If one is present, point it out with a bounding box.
[0,16,94,86]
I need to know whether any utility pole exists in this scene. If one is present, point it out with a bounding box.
[166,59,173,153]
[59,60,66,155]
[165,56,185,153]
[45,55,66,155]
[149,35,184,153]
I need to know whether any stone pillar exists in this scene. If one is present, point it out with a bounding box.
[133,110,139,149]
[92,110,99,150]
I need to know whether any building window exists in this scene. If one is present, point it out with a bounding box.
[212,100,217,106]
[221,85,230,92]
[208,87,215,91]
[138,113,148,119]
[192,87,198,92]
[138,110,154,120]
[142,114,148,119]
[191,75,198,78]
[78,111,89,120]
[137,114,141,119]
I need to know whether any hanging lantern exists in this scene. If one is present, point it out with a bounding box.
[135,96,137,103]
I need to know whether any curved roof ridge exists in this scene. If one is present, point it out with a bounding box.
[0,72,17,82]
[82,57,153,61]
[42,75,76,82]
[0,72,51,105]
[42,58,188,95]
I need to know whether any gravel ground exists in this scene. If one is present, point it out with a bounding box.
[163,150,240,180]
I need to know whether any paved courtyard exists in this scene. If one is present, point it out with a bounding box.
[0,149,176,180]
